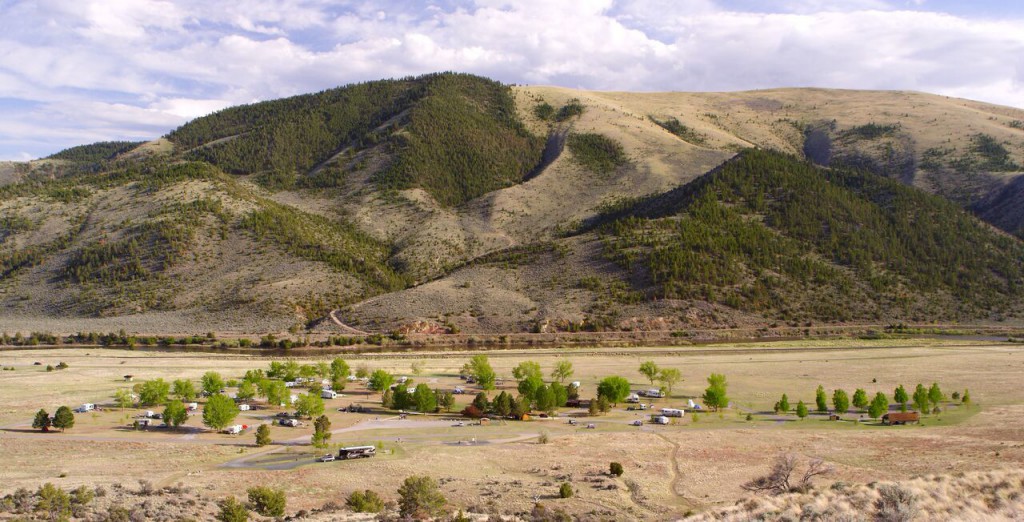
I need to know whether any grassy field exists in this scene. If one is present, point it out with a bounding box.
[1,338,1022,519]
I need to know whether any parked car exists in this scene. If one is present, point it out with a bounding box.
[318,454,335,462]
[631,420,643,426]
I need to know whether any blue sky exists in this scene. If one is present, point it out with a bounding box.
[0,0,1022,160]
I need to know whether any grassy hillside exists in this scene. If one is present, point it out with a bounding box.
[0,159,404,325]
[594,149,1024,322]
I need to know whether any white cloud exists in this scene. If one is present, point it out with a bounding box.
[1,0,1023,159]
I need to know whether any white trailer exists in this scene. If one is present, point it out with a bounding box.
[647,389,665,398]
[222,424,243,435]
[660,408,685,417]
[239,404,251,411]
[651,415,670,425]
[321,390,338,399]
[626,393,641,403]
[74,403,95,413]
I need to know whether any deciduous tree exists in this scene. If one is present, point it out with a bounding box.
[702,373,729,411]
[203,394,240,430]
[639,361,660,385]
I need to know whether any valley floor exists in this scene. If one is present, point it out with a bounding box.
[1,338,1022,519]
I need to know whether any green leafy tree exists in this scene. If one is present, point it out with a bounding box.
[436,390,455,412]
[217,496,249,522]
[330,358,350,391]
[52,406,74,432]
[702,373,729,411]
[36,483,71,522]
[393,385,414,410]
[962,389,971,404]
[657,368,682,398]
[778,393,790,413]
[236,381,256,402]
[469,355,496,390]
[316,361,331,380]
[894,385,909,412]
[203,394,240,430]
[139,378,170,406]
[33,408,51,432]
[260,379,288,407]
[295,392,325,418]
[928,382,944,409]
[397,475,446,519]
[114,388,135,410]
[868,392,889,419]
[255,424,271,447]
[795,400,808,419]
[347,490,385,513]
[355,365,369,379]
[550,382,568,408]
[201,371,225,396]
[596,395,611,413]
[173,379,197,402]
[472,392,490,412]
[368,370,395,393]
[832,389,850,414]
[913,383,929,413]
[493,391,513,417]
[413,384,437,413]
[312,415,331,448]
[517,374,544,403]
[852,388,869,411]
[247,486,286,517]
[551,360,574,383]
[597,376,631,405]
[639,361,660,385]
[243,369,265,384]
[815,385,828,412]
[381,389,395,409]
[534,385,556,413]
[512,361,542,381]
[511,396,529,418]
[163,400,188,428]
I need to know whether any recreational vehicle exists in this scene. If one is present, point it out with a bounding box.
[337,445,377,460]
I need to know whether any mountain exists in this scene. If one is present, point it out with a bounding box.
[1,73,1023,335]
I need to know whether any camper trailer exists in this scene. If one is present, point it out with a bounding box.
[647,389,665,398]
[321,390,338,399]
[222,425,244,435]
[651,415,670,425]
[74,403,95,413]
[337,445,377,460]
[660,408,684,417]
[626,393,641,403]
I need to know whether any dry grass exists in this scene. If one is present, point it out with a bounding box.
[0,339,1023,519]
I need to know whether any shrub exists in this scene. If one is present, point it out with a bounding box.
[247,486,286,517]
[559,482,574,498]
[397,475,446,519]
[875,484,918,522]
[610,462,624,477]
[537,431,550,444]
[217,496,249,522]
[346,489,384,513]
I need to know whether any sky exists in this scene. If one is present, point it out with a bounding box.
[1,0,1022,160]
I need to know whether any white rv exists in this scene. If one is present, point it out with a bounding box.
[651,415,670,425]
[660,408,684,417]
[626,393,641,403]
[321,390,338,399]
[222,424,243,435]
[74,403,95,413]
